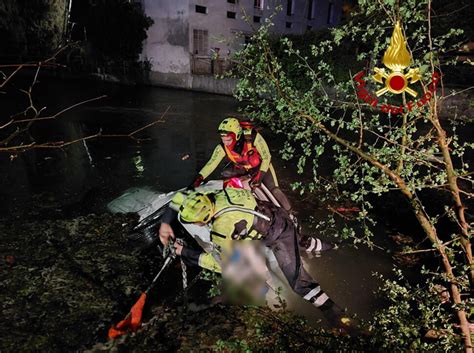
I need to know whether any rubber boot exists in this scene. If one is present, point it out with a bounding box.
[289,212,337,255]
[299,235,338,256]
[319,299,360,336]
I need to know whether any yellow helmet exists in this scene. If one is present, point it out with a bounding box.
[179,192,214,223]
[218,118,242,139]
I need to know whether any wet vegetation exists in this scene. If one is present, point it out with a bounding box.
[0,213,147,352]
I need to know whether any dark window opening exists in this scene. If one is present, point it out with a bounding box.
[253,16,261,23]
[254,0,263,9]
[307,25,312,30]
[244,35,252,45]
[327,3,334,24]
[195,5,207,14]
[227,11,236,19]
[228,0,237,3]
[286,22,292,28]
[307,0,314,20]
[287,0,293,16]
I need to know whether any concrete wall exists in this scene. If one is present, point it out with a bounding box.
[148,71,238,95]
[191,75,238,95]
[148,71,192,89]
[187,0,343,58]
[262,0,343,34]
[142,0,190,73]
[142,0,342,95]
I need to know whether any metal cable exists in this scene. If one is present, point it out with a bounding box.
[180,258,188,290]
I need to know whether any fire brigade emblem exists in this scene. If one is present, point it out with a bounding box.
[372,21,421,97]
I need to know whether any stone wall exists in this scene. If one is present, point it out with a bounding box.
[147,71,237,95]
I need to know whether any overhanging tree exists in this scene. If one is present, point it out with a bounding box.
[232,0,472,351]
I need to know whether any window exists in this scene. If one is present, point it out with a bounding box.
[254,0,263,9]
[195,5,207,14]
[253,16,261,23]
[193,29,209,55]
[286,0,294,16]
[327,2,334,24]
[227,0,237,3]
[307,25,312,31]
[227,11,236,19]
[244,35,252,45]
[307,0,315,20]
[286,22,292,28]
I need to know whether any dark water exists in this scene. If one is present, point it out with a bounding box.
[0,78,240,218]
[0,78,394,322]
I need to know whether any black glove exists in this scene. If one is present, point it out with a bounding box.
[250,170,262,188]
[188,174,204,190]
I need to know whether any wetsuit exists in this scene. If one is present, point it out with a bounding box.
[198,132,292,212]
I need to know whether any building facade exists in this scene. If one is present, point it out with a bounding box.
[140,0,343,93]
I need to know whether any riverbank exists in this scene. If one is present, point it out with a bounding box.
[29,66,238,96]
[18,64,474,110]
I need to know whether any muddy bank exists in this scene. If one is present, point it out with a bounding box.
[0,213,155,352]
[86,302,359,353]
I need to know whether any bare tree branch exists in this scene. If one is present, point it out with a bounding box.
[12,95,108,124]
[0,105,171,153]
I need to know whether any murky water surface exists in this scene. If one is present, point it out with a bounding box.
[1,78,241,216]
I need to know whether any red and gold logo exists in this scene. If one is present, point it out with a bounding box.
[372,21,421,97]
[353,21,440,115]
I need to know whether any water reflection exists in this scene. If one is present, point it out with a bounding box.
[132,152,144,176]
[0,79,239,217]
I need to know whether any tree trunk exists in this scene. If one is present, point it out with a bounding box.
[429,106,474,286]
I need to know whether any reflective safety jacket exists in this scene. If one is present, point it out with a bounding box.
[198,131,271,179]
[180,188,268,273]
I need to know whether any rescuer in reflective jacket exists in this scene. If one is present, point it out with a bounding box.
[191,117,335,254]
[191,117,291,210]
[158,189,353,331]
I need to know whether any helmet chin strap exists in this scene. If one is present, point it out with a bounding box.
[228,136,237,150]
